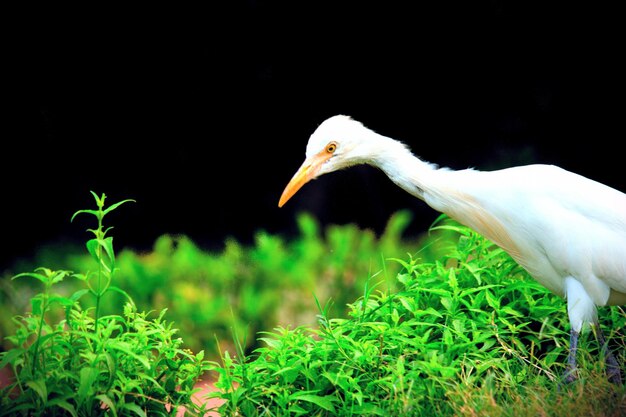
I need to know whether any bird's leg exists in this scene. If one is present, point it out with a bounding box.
[562,329,579,384]
[593,323,622,384]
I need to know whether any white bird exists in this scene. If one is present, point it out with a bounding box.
[278,114,626,384]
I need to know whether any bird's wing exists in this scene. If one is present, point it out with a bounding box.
[438,165,626,305]
[530,166,626,302]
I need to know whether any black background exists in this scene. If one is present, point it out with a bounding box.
[4,2,623,271]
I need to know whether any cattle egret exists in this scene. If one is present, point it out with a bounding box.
[278,114,626,384]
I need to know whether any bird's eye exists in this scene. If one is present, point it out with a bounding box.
[326,142,337,154]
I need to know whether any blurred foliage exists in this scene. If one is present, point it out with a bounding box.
[1,210,454,362]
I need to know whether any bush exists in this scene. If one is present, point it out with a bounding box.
[210,220,626,416]
[0,192,212,416]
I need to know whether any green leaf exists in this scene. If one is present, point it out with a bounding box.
[447,268,458,291]
[86,238,101,263]
[289,393,337,412]
[47,399,78,417]
[31,296,44,315]
[12,271,48,284]
[0,347,25,369]
[414,307,443,319]
[101,236,116,270]
[102,199,135,216]
[108,342,151,370]
[391,308,400,325]
[440,297,453,312]
[459,284,501,298]
[47,295,75,308]
[120,402,148,417]
[273,366,301,384]
[352,403,386,415]
[4,403,36,414]
[485,289,500,310]
[106,286,136,306]
[78,367,98,404]
[501,306,523,317]
[72,273,88,282]
[26,379,48,403]
[70,288,90,302]
[50,270,71,285]
[71,209,99,223]
[95,394,118,417]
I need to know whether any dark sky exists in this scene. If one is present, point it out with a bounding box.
[4,2,623,271]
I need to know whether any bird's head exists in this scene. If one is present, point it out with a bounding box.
[278,115,376,207]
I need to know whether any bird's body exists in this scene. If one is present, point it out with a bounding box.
[279,115,626,383]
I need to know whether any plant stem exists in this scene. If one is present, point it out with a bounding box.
[31,285,49,379]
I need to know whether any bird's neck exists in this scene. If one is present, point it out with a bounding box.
[368,133,524,263]
[368,134,441,201]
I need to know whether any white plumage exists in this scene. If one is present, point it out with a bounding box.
[279,115,626,383]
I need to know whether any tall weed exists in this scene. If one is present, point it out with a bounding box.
[0,192,213,416]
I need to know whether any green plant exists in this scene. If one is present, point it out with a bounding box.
[210,219,626,416]
[0,192,213,416]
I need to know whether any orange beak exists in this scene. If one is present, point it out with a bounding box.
[278,151,332,207]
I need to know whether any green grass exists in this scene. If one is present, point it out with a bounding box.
[208,219,626,416]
